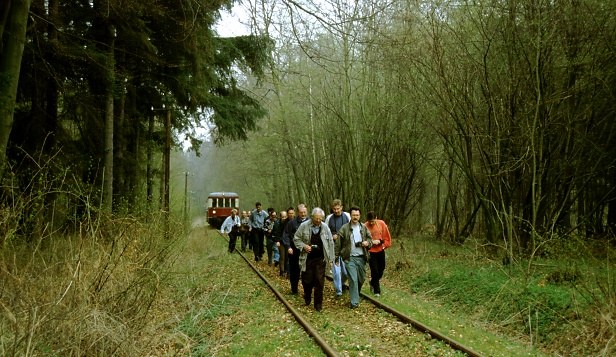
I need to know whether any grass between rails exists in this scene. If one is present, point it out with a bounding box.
[187,228,543,357]
[165,222,323,356]
[247,249,466,356]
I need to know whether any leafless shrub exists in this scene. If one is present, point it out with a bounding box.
[0,144,193,355]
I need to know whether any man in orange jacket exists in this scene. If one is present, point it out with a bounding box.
[364,211,392,297]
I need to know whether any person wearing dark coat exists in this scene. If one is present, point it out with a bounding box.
[282,204,308,295]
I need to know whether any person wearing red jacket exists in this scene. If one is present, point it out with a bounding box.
[364,211,392,297]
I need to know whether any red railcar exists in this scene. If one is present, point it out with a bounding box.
[206,192,240,228]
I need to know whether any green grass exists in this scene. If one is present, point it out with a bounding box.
[407,264,575,339]
[170,225,323,356]
[2,216,611,356]
[385,235,615,356]
[380,283,546,356]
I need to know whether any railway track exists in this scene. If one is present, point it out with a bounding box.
[219,232,484,357]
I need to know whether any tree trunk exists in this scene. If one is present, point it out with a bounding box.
[102,46,115,213]
[0,0,32,178]
[146,114,154,209]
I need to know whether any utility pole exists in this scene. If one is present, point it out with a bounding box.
[163,109,171,238]
[184,171,188,224]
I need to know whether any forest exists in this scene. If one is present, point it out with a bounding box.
[1,0,615,355]
[2,0,615,256]
[191,0,616,258]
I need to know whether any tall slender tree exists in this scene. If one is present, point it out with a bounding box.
[0,0,32,178]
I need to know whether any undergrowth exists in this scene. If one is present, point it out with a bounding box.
[0,212,182,356]
[388,235,616,356]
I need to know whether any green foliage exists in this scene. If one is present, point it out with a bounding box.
[399,236,610,353]
[232,0,616,252]
[409,262,578,342]
[215,35,273,78]
[3,0,272,229]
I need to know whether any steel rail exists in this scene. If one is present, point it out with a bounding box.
[217,232,338,357]
[324,273,485,357]
[218,229,483,357]
[360,293,483,357]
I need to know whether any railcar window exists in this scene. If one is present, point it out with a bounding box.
[207,195,239,208]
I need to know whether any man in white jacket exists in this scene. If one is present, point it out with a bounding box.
[220,209,241,253]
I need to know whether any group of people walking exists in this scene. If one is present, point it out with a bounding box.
[220,199,392,311]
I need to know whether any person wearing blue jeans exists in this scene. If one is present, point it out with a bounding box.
[335,206,373,309]
[325,199,350,297]
[345,256,367,306]
[250,202,269,261]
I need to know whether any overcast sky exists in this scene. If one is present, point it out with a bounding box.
[216,5,250,37]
